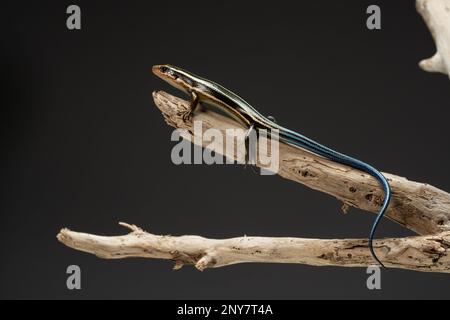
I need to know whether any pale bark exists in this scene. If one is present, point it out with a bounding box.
[152,91,450,235]
[417,0,450,77]
[57,91,450,273]
[57,223,450,273]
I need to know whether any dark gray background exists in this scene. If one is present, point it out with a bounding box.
[2,0,450,299]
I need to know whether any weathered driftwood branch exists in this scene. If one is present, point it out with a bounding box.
[417,0,450,77]
[57,223,450,273]
[151,91,450,235]
[58,91,450,272]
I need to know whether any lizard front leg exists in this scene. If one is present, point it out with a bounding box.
[181,91,199,122]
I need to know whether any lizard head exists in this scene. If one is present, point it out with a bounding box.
[152,64,194,94]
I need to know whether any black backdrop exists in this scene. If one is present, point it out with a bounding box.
[2,0,450,299]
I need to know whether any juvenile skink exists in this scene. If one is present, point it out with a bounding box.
[152,64,392,267]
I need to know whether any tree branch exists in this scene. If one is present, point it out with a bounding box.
[57,223,450,273]
[152,90,450,235]
[417,0,450,77]
[57,90,450,272]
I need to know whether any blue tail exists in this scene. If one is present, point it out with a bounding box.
[278,127,392,267]
[368,175,391,268]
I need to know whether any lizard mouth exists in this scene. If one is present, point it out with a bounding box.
[152,65,167,78]
[152,65,190,99]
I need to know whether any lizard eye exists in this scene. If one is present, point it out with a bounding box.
[159,66,169,73]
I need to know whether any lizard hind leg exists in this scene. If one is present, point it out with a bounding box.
[244,124,259,174]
